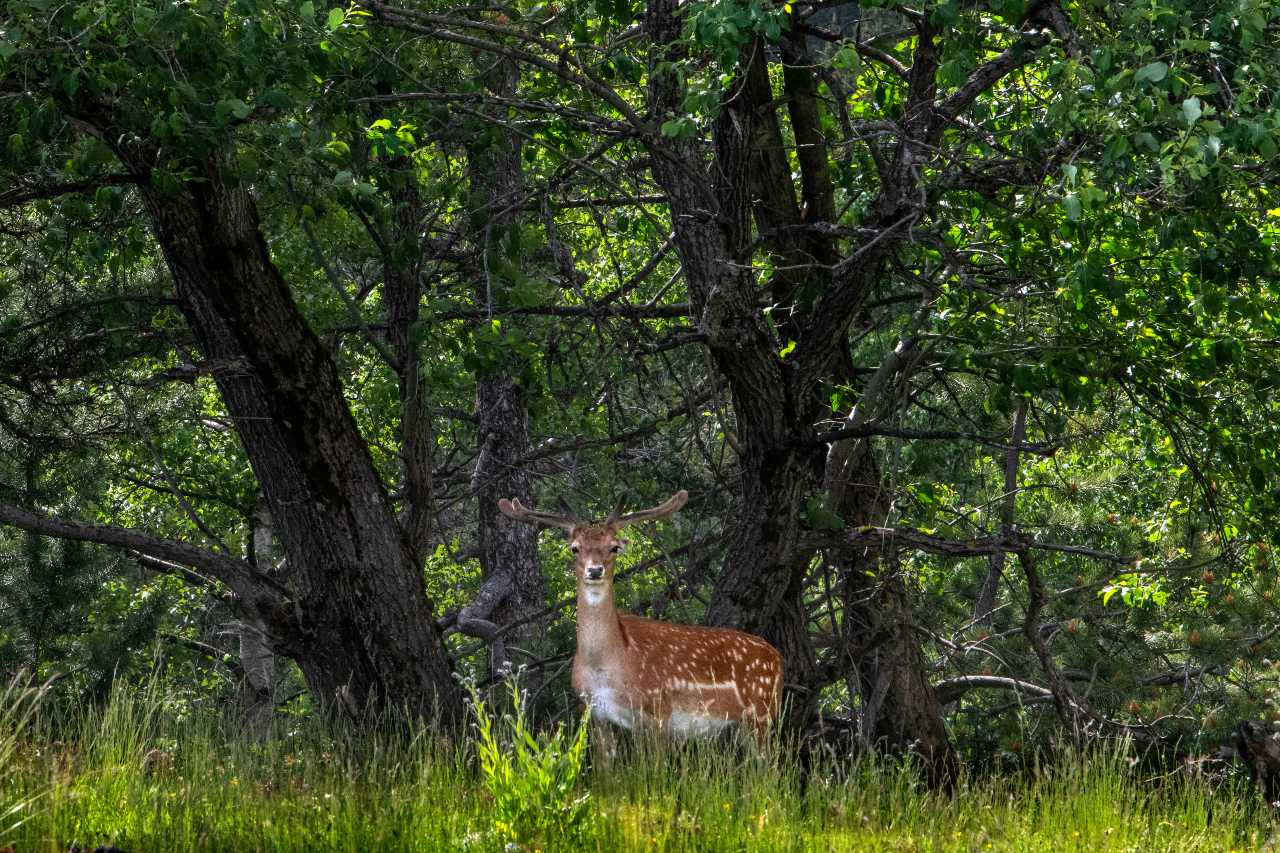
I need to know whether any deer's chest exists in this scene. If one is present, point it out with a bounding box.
[573,661,646,730]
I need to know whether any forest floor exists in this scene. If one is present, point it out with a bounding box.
[0,686,1274,852]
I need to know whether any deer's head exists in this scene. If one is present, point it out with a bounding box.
[498,491,688,602]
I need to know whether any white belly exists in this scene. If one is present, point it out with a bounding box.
[667,710,734,737]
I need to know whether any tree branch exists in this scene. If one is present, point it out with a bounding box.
[817,526,1132,565]
[936,34,1047,122]
[0,502,254,591]
[359,2,648,136]
[932,674,1053,706]
[437,302,690,321]
[0,174,137,209]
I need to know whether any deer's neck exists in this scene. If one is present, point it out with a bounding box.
[576,583,625,667]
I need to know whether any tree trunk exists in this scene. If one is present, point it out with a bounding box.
[457,56,548,674]
[831,444,956,784]
[974,401,1027,624]
[110,142,463,722]
[237,505,278,738]
[638,1,952,767]
[640,20,830,720]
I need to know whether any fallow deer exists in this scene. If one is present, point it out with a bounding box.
[498,490,783,746]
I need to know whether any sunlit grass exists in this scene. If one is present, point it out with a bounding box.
[0,684,1271,852]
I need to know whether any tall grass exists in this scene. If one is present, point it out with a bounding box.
[0,673,47,838]
[0,684,1271,851]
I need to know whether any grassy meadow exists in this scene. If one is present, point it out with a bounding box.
[0,681,1273,852]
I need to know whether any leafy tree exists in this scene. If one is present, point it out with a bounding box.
[1,0,1278,782]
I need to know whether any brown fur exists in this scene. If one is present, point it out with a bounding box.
[565,512,783,737]
[497,495,783,745]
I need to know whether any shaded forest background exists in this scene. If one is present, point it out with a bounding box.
[1,0,1279,778]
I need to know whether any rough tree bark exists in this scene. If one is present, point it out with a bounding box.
[138,156,459,718]
[21,97,467,721]
[641,15,826,705]
[640,13,953,771]
[237,504,279,738]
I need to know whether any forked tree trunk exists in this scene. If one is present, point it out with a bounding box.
[639,4,953,774]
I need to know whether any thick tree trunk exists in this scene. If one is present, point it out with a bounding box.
[640,19,826,719]
[114,145,462,722]
[639,1,952,767]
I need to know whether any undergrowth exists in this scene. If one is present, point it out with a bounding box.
[0,682,1272,852]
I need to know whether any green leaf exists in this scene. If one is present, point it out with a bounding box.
[326,7,346,31]
[1180,97,1202,125]
[300,1,315,19]
[1134,61,1168,84]
[778,339,796,359]
[660,117,695,140]
[832,45,860,75]
[1063,194,1082,221]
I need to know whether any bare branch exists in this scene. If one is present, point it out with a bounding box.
[0,174,136,209]
[933,674,1053,706]
[818,526,1132,565]
[437,302,691,321]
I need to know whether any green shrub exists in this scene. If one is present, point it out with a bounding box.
[470,684,591,847]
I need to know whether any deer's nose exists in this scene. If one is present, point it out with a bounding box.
[585,565,604,581]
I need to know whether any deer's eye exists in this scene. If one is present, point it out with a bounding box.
[570,544,580,554]
[610,544,622,554]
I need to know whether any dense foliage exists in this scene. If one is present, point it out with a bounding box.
[1,0,1279,795]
